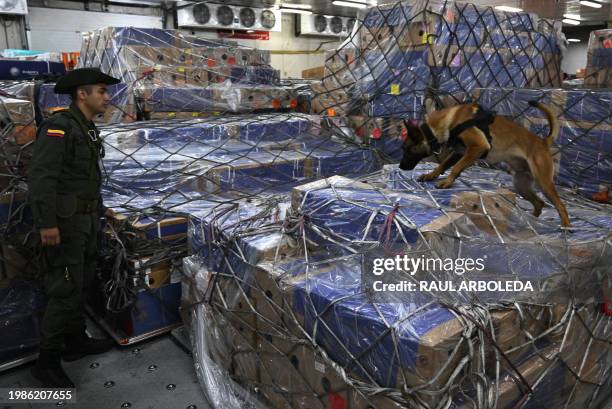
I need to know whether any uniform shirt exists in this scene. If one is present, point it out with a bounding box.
[28,104,105,228]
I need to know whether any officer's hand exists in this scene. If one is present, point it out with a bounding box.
[104,208,117,220]
[40,227,61,246]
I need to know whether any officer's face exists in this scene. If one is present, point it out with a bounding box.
[81,84,111,114]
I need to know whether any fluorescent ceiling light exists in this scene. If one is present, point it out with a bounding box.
[332,1,368,9]
[281,3,312,9]
[563,13,581,20]
[567,38,581,42]
[247,30,255,33]
[494,5,523,12]
[281,7,313,14]
[562,18,581,25]
[579,0,602,8]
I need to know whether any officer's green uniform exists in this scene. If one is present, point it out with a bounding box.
[27,69,120,388]
[28,103,105,351]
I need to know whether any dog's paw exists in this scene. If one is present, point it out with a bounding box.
[436,178,454,189]
[418,172,439,182]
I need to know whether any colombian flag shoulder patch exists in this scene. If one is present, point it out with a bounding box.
[46,129,65,138]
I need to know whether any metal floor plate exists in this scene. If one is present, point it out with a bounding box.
[0,333,211,409]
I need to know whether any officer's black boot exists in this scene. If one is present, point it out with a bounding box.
[31,349,75,388]
[63,332,115,362]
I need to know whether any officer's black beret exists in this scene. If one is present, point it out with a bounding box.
[54,68,121,94]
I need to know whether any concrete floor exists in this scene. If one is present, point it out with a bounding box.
[0,326,212,409]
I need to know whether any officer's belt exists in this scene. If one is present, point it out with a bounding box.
[75,198,98,214]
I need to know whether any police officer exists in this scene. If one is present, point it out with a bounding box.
[28,68,120,387]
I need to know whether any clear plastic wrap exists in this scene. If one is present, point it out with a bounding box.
[68,26,291,123]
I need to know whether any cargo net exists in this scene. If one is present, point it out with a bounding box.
[0,2,610,408]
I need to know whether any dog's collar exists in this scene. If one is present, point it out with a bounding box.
[420,122,442,154]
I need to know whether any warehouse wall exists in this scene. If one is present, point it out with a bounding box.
[562,42,589,75]
[176,13,343,79]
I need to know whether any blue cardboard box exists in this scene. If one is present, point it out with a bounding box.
[117,282,182,337]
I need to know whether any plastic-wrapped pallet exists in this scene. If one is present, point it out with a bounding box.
[0,96,36,145]
[76,26,288,120]
[584,29,611,88]
[312,0,563,124]
[180,163,611,409]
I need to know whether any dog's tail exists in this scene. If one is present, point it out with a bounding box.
[528,100,559,146]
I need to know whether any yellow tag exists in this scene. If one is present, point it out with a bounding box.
[390,84,400,95]
[154,64,162,71]
[192,112,198,117]
[178,67,185,73]
[168,112,176,118]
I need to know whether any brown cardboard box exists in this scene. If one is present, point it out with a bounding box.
[259,346,314,395]
[449,189,517,235]
[210,87,297,112]
[324,49,358,74]
[133,65,187,86]
[127,257,170,288]
[475,345,560,409]
[249,260,301,350]
[147,111,209,120]
[8,124,37,145]
[185,67,209,87]
[260,341,351,409]
[346,116,405,144]
[241,49,271,66]
[302,66,325,80]
[258,384,325,409]
[359,21,435,52]
[188,47,242,68]
[300,345,350,397]
[0,97,35,125]
[119,45,188,67]
[584,67,612,87]
[311,82,352,116]
[210,273,258,345]
[220,321,260,385]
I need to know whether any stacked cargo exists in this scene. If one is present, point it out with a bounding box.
[78,27,293,121]
[162,2,608,409]
[181,162,611,409]
[91,112,383,343]
[311,0,563,161]
[584,29,611,88]
[37,27,296,123]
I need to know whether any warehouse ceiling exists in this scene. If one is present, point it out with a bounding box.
[200,0,611,25]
